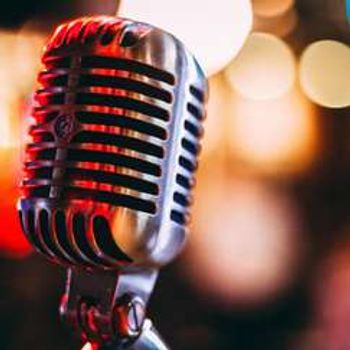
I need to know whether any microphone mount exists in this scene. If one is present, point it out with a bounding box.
[60,268,169,349]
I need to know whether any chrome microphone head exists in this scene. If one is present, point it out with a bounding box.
[18,16,207,270]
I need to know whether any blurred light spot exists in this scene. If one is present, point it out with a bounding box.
[229,89,317,175]
[0,29,42,257]
[254,7,298,38]
[253,0,295,18]
[202,74,232,157]
[0,29,44,148]
[225,33,296,100]
[300,40,350,109]
[0,148,31,257]
[0,28,45,97]
[0,97,31,256]
[118,0,253,76]
[186,175,303,307]
[0,32,17,97]
[15,28,46,93]
[0,103,13,148]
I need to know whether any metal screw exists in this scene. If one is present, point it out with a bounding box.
[116,295,146,339]
[127,299,145,333]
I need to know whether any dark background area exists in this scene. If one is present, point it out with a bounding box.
[0,1,119,29]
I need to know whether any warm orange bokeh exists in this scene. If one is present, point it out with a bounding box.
[0,29,43,258]
[0,148,31,257]
[0,94,31,257]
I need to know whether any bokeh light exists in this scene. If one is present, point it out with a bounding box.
[253,0,295,18]
[300,40,350,109]
[0,101,30,257]
[0,102,14,148]
[0,147,30,257]
[15,28,46,94]
[118,0,253,76]
[0,29,42,257]
[186,172,304,307]
[0,29,44,146]
[229,89,318,175]
[225,32,296,100]
[0,33,20,148]
[201,73,232,157]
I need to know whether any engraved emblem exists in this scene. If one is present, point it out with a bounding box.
[54,114,75,140]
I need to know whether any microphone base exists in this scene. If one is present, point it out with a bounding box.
[60,267,159,348]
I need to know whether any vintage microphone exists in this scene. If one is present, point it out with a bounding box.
[18,16,207,349]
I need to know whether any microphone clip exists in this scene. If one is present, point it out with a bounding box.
[60,268,168,349]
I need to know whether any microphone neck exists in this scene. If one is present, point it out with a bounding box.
[60,267,158,346]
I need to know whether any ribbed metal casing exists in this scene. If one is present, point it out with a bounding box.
[18,16,207,270]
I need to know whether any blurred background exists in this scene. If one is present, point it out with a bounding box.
[1,0,350,349]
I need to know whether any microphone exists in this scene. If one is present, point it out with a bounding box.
[17,16,207,348]
[18,16,207,270]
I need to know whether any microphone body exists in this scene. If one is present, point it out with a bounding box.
[18,16,207,271]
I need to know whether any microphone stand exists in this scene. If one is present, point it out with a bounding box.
[60,268,170,350]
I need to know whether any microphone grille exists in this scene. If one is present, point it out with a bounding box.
[170,84,205,226]
[24,17,178,215]
[19,17,207,269]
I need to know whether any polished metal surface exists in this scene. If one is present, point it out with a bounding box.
[61,268,158,345]
[80,319,169,350]
[129,320,169,350]
[18,16,208,270]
